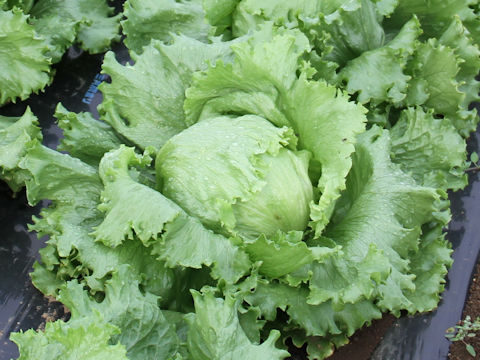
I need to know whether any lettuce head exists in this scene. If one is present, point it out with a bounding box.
[156,115,314,238]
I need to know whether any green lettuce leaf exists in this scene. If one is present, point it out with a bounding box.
[438,16,480,136]
[156,115,313,239]
[0,107,42,191]
[402,23,480,136]
[390,107,468,191]
[2,0,34,12]
[55,103,123,167]
[374,0,399,17]
[387,0,477,39]
[242,280,382,354]
[30,0,121,53]
[4,138,173,299]
[336,16,420,104]
[232,0,363,37]
[29,15,78,63]
[58,265,181,360]
[93,145,251,284]
[11,313,128,360]
[203,0,240,37]
[2,2,477,359]
[0,8,52,105]
[243,231,313,278]
[184,26,311,127]
[185,27,367,236]
[310,0,385,67]
[288,77,367,236]
[186,289,290,359]
[311,127,446,314]
[99,36,235,150]
[405,39,468,132]
[122,0,211,53]
[400,216,453,313]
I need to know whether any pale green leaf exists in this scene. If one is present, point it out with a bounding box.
[29,15,77,63]
[187,289,290,360]
[55,103,123,167]
[185,28,366,236]
[93,145,251,284]
[11,314,128,360]
[390,107,468,191]
[122,0,211,53]
[243,231,313,278]
[0,8,52,105]
[0,107,42,191]
[337,16,421,104]
[99,37,234,150]
[30,0,121,53]
[58,265,181,360]
[157,115,312,239]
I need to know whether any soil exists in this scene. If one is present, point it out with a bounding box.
[449,262,480,360]
[36,296,70,332]
[328,315,396,360]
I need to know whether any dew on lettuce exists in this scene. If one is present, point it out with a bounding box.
[156,115,314,239]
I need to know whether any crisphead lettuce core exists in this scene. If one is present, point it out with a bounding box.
[156,115,314,238]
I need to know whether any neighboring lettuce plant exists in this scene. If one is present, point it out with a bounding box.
[1,1,479,359]
[0,8,51,105]
[0,0,121,105]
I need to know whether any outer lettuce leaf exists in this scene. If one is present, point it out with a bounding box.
[242,280,382,358]
[312,127,446,314]
[186,289,290,360]
[287,330,350,360]
[0,8,52,105]
[0,107,42,191]
[401,218,453,313]
[184,26,311,127]
[287,77,367,236]
[440,17,480,106]
[11,313,128,360]
[243,231,313,278]
[464,4,480,43]
[390,107,468,191]
[311,0,385,67]
[122,0,211,53]
[20,140,102,209]
[336,16,420,104]
[99,37,235,150]
[185,27,366,236]
[230,0,372,81]
[55,103,123,167]
[203,0,240,37]
[387,0,477,39]
[93,145,251,284]
[30,0,121,53]
[405,39,471,134]
[9,139,173,298]
[58,265,181,360]
[232,0,362,37]
[12,265,185,360]
[438,17,480,136]
[374,0,398,17]
[29,15,78,63]
[2,0,34,12]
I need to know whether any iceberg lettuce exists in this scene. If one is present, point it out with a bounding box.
[1,0,479,359]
